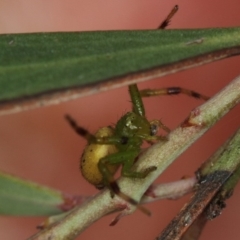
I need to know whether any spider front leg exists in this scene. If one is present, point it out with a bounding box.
[98,150,157,197]
[96,150,156,216]
[140,87,210,101]
[128,84,146,117]
[128,84,170,135]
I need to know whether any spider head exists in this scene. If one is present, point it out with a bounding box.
[115,112,152,138]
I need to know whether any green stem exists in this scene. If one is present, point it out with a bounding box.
[29,75,240,240]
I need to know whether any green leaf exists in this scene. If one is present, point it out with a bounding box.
[0,27,240,113]
[0,171,64,215]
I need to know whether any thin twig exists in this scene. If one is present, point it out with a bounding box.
[28,75,240,240]
[156,128,240,240]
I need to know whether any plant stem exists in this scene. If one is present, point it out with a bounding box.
[28,74,240,240]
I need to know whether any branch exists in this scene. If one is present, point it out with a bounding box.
[142,177,197,203]
[28,74,240,240]
[156,127,240,240]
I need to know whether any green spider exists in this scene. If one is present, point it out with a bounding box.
[65,84,209,211]
[65,5,209,213]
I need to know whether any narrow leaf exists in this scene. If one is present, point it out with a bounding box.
[0,27,240,115]
[0,171,64,216]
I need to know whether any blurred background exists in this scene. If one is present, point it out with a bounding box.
[0,0,239,239]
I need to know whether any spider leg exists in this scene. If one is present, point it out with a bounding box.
[65,114,94,141]
[98,150,156,194]
[98,150,156,215]
[149,119,171,134]
[140,87,210,101]
[128,84,145,117]
[65,114,122,144]
[158,5,178,29]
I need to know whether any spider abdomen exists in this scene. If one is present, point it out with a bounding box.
[80,127,119,189]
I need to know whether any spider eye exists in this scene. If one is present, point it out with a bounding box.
[150,124,158,136]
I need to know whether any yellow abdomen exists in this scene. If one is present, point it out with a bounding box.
[80,127,119,189]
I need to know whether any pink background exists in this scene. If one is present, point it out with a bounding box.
[0,0,240,239]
